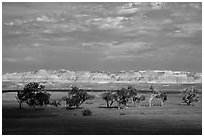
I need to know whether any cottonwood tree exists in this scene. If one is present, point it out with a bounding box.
[64,86,94,109]
[16,82,50,109]
[149,84,167,107]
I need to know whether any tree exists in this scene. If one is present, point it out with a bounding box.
[115,87,132,109]
[182,87,199,105]
[101,91,115,108]
[64,86,94,109]
[101,86,143,109]
[16,82,50,109]
[155,91,167,106]
[127,86,137,95]
[148,84,167,107]
[132,94,146,107]
[127,86,139,106]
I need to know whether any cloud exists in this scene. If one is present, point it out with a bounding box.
[115,3,141,15]
[150,2,165,10]
[4,11,89,37]
[36,15,58,23]
[81,41,116,50]
[99,41,155,60]
[31,43,55,48]
[177,23,201,32]
[115,2,166,16]
[24,56,36,61]
[86,16,130,30]
[117,7,139,15]
[101,49,161,61]
[4,22,14,26]
[170,3,201,22]
[4,12,63,27]
[3,57,18,62]
[101,55,136,61]
[167,23,201,38]
[4,18,34,27]
[160,19,173,25]
[2,3,202,73]
[86,16,137,31]
[189,3,201,9]
[3,56,37,63]
[80,41,154,58]
[32,43,47,47]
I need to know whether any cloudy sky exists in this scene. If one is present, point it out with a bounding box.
[2,2,202,73]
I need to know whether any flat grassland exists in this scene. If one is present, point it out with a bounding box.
[2,89,202,135]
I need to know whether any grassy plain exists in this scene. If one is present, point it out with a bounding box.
[2,89,202,135]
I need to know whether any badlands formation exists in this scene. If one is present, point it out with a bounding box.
[2,69,202,84]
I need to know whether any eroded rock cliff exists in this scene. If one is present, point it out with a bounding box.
[2,69,202,84]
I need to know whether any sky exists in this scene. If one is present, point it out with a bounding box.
[2,2,202,73]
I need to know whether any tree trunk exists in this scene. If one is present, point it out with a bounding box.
[32,105,35,110]
[19,102,22,109]
[110,100,114,107]
[160,100,164,106]
[149,97,153,107]
[134,101,136,107]
[106,101,109,108]
[76,104,80,109]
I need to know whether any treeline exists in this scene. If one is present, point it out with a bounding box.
[16,82,199,110]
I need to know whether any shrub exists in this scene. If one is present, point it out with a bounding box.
[119,112,126,115]
[16,82,50,109]
[82,109,92,116]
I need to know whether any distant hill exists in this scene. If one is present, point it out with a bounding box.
[2,69,202,84]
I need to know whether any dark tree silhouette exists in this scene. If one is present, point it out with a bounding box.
[182,87,199,105]
[101,86,140,109]
[114,87,132,109]
[64,86,94,109]
[101,91,115,108]
[16,82,50,109]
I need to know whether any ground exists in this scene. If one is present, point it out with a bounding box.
[2,91,202,135]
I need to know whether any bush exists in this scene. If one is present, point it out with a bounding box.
[82,109,92,116]
[16,82,50,109]
[119,112,126,115]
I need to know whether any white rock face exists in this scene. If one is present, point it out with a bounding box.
[2,69,202,84]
